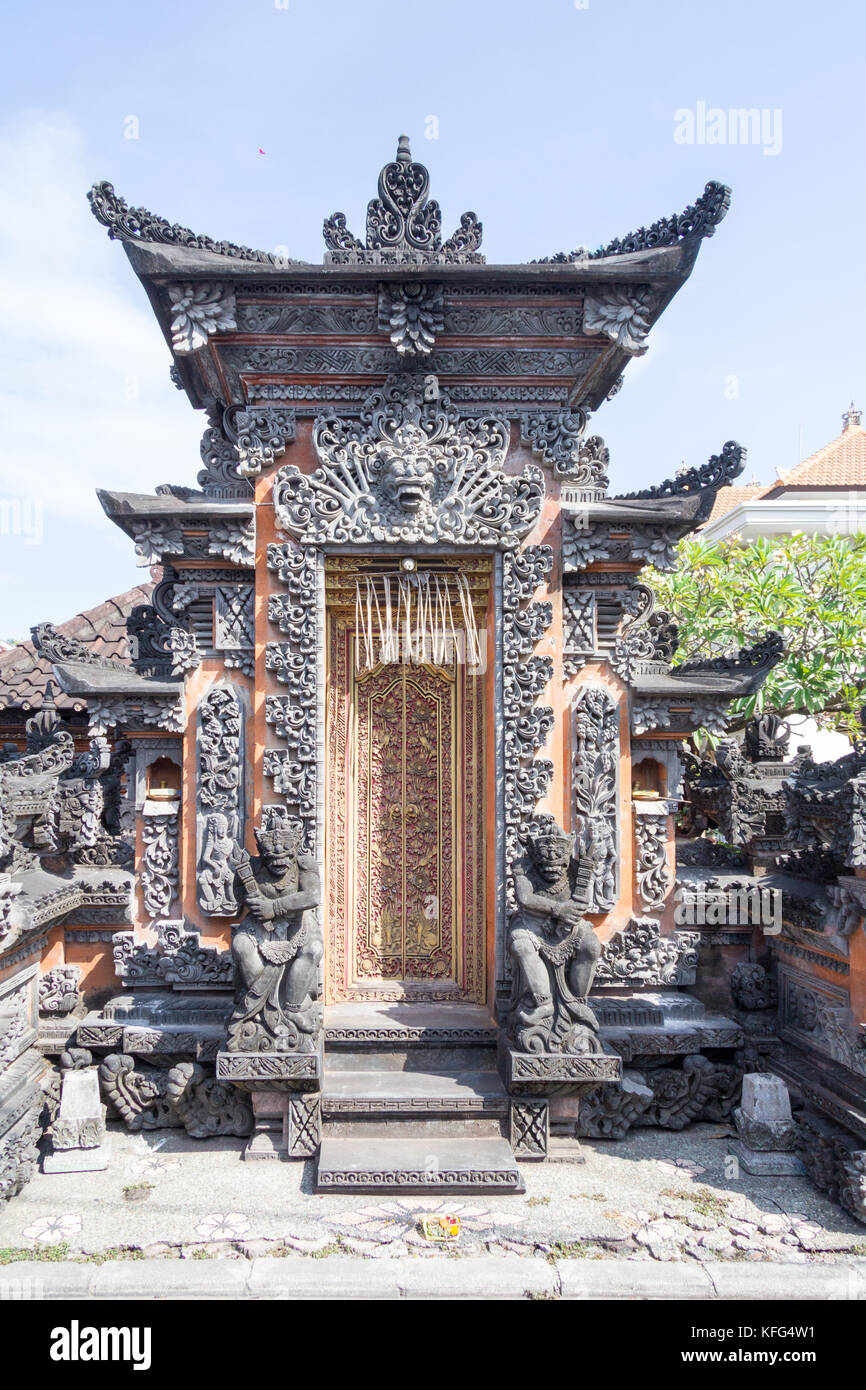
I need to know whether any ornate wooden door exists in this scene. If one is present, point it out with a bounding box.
[326,618,485,1003]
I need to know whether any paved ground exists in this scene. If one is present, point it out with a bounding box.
[2,1119,864,1281]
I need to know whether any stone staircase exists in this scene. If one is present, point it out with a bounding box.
[316,1003,524,1193]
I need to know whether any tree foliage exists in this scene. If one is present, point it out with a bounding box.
[647,532,866,738]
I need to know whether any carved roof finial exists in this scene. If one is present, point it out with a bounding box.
[322,137,484,265]
[843,401,862,431]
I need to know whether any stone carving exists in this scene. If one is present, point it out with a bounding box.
[140,811,179,919]
[634,812,671,912]
[377,282,444,356]
[167,283,237,353]
[572,1055,742,1137]
[198,416,245,497]
[286,1093,321,1157]
[610,583,679,680]
[168,626,201,675]
[622,440,746,500]
[797,1109,866,1227]
[743,712,791,761]
[235,407,297,478]
[520,410,610,487]
[501,546,555,894]
[630,697,727,738]
[226,822,323,1054]
[86,696,184,738]
[780,971,866,1078]
[538,180,730,262]
[273,376,542,548]
[265,544,318,843]
[88,180,300,266]
[563,591,596,675]
[583,287,656,354]
[99,1053,177,1129]
[128,520,185,567]
[595,917,700,986]
[214,584,254,653]
[38,965,81,1016]
[562,520,614,572]
[576,1072,654,1139]
[165,1061,252,1138]
[31,622,127,671]
[508,817,603,1055]
[197,684,244,917]
[99,1054,252,1137]
[572,685,619,911]
[510,1099,549,1158]
[208,519,255,568]
[323,135,484,265]
[730,961,777,1012]
[0,1110,41,1208]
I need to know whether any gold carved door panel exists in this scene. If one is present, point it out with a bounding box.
[326,618,485,1003]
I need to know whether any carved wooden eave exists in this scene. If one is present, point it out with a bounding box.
[96,489,256,566]
[15,866,134,931]
[115,236,702,416]
[47,663,182,699]
[96,489,254,524]
[89,140,729,419]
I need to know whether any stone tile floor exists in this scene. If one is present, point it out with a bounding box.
[1,1120,863,1264]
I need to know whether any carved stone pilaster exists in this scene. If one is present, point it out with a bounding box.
[197,684,245,916]
[501,546,555,892]
[572,685,619,912]
[140,806,179,920]
[265,545,318,847]
[633,807,672,913]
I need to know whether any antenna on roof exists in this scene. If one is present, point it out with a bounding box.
[842,401,862,431]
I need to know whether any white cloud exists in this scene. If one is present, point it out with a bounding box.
[0,110,202,531]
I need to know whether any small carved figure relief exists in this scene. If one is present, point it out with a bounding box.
[227,823,322,1054]
[509,817,602,1055]
[199,813,239,915]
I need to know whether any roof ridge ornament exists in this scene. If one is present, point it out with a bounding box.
[322,136,484,265]
[535,180,731,264]
[87,181,302,267]
[619,440,746,500]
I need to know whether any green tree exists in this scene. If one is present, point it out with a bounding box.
[648,532,866,739]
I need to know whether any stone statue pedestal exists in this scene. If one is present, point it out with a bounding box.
[503,1048,622,1161]
[216,1046,322,1160]
[44,1067,110,1174]
[730,1072,804,1176]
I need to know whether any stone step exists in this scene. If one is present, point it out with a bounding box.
[324,1002,498,1048]
[325,1046,497,1072]
[316,1136,524,1193]
[322,1069,509,1117]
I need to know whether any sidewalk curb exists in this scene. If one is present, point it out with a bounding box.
[2,1256,865,1300]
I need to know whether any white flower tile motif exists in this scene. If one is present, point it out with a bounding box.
[22,1214,82,1243]
[194,1212,250,1241]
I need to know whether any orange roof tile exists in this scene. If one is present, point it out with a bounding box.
[768,422,866,491]
[0,583,153,713]
[701,482,768,526]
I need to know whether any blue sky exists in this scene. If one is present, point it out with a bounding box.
[0,0,863,636]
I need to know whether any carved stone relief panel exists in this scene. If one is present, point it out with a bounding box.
[572,685,619,912]
[197,684,245,916]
